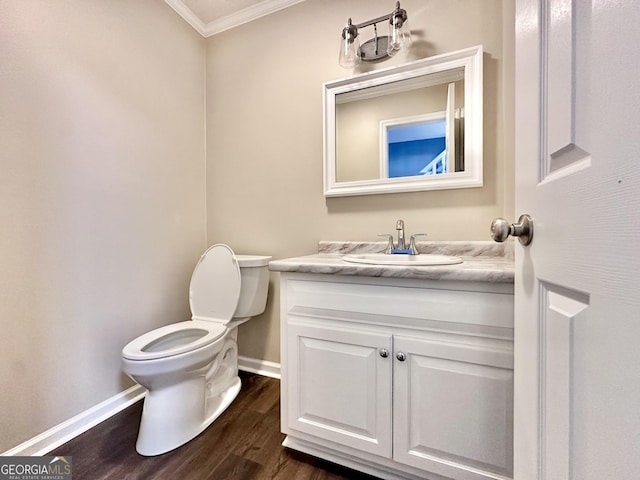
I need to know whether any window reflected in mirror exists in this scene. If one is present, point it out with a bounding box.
[386,116,448,177]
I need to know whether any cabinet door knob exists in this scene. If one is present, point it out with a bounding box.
[396,352,406,362]
[379,348,389,358]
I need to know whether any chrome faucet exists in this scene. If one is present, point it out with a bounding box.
[378,220,426,254]
[396,220,406,250]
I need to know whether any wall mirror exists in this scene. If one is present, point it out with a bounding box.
[323,45,483,197]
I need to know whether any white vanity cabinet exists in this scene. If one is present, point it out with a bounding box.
[279,272,514,480]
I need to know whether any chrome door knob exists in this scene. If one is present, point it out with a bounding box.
[396,352,406,362]
[490,214,533,246]
[379,348,389,358]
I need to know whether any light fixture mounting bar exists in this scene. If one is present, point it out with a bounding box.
[353,12,393,30]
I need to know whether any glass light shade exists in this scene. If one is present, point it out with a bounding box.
[387,16,411,56]
[339,22,361,68]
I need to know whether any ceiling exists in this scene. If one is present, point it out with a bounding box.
[164,0,305,37]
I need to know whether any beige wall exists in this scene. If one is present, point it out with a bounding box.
[206,0,515,362]
[0,1,206,452]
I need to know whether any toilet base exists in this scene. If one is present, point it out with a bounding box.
[135,375,241,456]
[134,335,241,456]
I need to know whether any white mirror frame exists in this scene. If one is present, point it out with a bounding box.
[323,45,483,197]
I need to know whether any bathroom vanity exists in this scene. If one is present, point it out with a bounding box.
[269,242,514,480]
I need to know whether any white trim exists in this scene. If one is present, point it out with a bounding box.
[164,0,208,36]
[203,0,305,36]
[337,69,464,104]
[238,355,281,379]
[445,82,456,174]
[283,436,425,480]
[165,0,305,38]
[1,385,146,457]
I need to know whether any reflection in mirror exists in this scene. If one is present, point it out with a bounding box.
[324,46,482,197]
[384,109,454,177]
[336,76,464,182]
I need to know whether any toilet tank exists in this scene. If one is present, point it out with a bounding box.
[234,255,272,318]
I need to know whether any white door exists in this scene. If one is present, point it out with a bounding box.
[514,1,640,479]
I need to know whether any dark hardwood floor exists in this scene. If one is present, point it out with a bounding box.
[49,372,380,480]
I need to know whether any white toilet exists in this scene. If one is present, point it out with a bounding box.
[121,244,271,456]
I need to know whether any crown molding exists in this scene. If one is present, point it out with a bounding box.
[164,0,208,36]
[165,0,305,38]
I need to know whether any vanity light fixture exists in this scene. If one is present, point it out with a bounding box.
[339,1,412,68]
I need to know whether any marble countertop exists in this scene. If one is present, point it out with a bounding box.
[268,241,514,283]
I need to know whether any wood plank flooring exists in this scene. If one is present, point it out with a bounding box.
[48,372,380,480]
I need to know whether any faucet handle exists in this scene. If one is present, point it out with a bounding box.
[409,233,427,255]
[378,233,395,254]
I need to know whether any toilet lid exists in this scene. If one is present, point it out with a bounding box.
[189,244,241,323]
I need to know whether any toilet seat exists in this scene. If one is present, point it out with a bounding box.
[122,320,227,361]
[123,244,242,362]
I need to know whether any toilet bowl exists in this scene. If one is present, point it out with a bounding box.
[121,244,271,456]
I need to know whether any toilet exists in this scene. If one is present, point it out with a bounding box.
[121,244,271,456]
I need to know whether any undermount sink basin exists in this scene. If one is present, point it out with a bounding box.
[342,253,463,266]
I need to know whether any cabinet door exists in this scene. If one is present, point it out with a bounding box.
[393,336,514,479]
[286,322,393,457]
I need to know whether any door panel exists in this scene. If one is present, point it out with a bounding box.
[540,284,589,479]
[544,0,590,172]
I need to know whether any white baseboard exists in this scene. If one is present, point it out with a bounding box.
[3,358,278,456]
[238,355,281,379]
[1,384,146,457]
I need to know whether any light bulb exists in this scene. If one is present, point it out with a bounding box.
[387,5,411,56]
[339,19,361,68]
